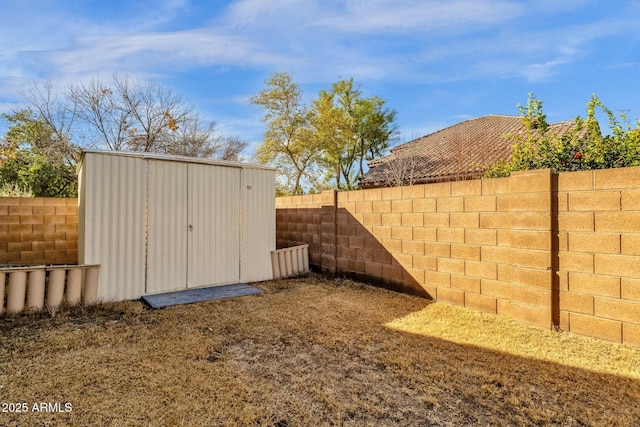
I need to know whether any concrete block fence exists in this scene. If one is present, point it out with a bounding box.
[0,197,78,265]
[276,167,640,347]
[0,198,96,315]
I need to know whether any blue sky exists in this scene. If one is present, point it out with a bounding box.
[1,0,640,155]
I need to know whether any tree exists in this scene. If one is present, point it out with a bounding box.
[1,75,248,197]
[213,136,249,161]
[21,80,79,166]
[251,73,399,194]
[0,110,78,197]
[66,74,245,159]
[311,89,351,189]
[381,144,420,187]
[483,94,640,178]
[250,72,321,195]
[21,74,246,161]
[314,78,398,190]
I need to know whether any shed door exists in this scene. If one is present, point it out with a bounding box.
[187,163,241,287]
[145,161,241,294]
[146,160,189,294]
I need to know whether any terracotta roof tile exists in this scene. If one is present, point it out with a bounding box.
[359,114,579,188]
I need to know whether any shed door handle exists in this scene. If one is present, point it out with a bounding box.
[189,224,193,231]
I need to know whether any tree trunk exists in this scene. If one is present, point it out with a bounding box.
[294,173,302,195]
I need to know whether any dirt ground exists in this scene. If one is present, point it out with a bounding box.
[1,274,640,426]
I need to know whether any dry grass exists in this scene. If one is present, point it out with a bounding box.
[1,274,640,426]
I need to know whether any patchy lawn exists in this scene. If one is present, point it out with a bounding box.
[1,275,640,426]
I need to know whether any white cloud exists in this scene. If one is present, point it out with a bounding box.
[606,62,640,70]
[2,0,640,139]
[223,0,316,28]
[31,27,294,82]
[0,102,20,113]
[318,0,524,33]
[522,59,568,82]
[3,0,634,94]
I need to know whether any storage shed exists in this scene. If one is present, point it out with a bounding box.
[78,151,275,302]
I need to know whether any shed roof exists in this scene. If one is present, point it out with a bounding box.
[359,114,580,188]
[81,150,275,171]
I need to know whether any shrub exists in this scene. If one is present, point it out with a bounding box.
[0,150,77,197]
[0,182,33,197]
[484,94,640,177]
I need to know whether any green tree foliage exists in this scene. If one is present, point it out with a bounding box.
[0,151,78,197]
[0,110,78,197]
[250,72,322,195]
[314,78,398,190]
[484,94,640,178]
[251,73,399,194]
[312,89,351,190]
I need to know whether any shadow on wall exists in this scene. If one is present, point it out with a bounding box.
[276,207,427,298]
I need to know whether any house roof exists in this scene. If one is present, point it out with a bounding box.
[358,114,579,188]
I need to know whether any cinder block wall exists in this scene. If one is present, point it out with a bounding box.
[332,169,555,329]
[557,167,640,346]
[276,167,640,346]
[0,198,78,265]
[276,192,326,269]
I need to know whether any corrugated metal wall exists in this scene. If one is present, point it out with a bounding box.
[187,163,241,287]
[78,153,147,301]
[146,160,188,294]
[241,168,276,282]
[78,151,275,302]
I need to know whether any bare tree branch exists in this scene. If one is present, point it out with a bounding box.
[382,145,419,187]
[22,79,79,164]
[26,73,245,160]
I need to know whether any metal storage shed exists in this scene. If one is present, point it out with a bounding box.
[77,151,276,302]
